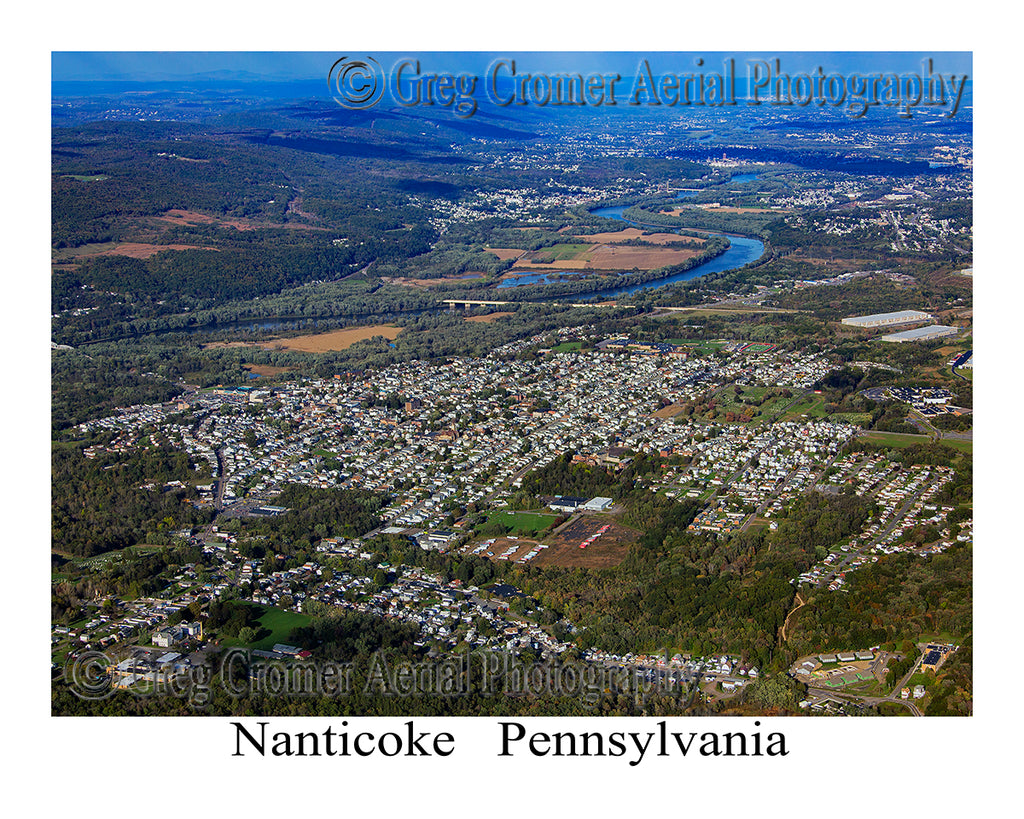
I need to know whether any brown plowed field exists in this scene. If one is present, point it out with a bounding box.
[203,324,403,353]
[485,247,527,260]
[578,227,702,245]
[465,312,514,323]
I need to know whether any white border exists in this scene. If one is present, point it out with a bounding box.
[17,1,1016,814]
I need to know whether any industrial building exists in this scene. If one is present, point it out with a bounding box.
[841,310,931,328]
[880,325,959,343]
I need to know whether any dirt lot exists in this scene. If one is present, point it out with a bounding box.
[243,364,292,377]
[464,516,638,569]
[652,402,687,419]
[533,516,639,569]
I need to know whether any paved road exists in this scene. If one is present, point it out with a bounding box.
[816,480,930,587]
[213,447,227,511]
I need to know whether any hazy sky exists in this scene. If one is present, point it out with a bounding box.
[52,51,972,83]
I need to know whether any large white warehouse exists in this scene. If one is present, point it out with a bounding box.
[841,310,931,328]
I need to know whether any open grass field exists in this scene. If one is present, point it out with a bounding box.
[713,386,794,424]
[530,243,592,260]
[877,701,915,716]
[858,431,932,448]
[53,241,219,261]
[666,338,729,353]
[487,510,560,537]
[483,247,527,260]
[248,607,312,651]
[551,341,583,352]
[153,208,328,232]
[830,412,873,425]
[939,437,973,454]
[781,393,829,420]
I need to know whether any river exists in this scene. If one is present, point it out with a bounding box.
[570,200,765,299]
[78,181,767,342]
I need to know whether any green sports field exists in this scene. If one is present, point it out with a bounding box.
[486,509,560,537]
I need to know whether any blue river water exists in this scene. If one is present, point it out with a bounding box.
[501,172,766,298]
[106,178,766,341]
[558,199,766,299]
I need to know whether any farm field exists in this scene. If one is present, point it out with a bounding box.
[267,325,404,353]
[204,325,403,353]
[483,247,527,260]
[573,227,701,245]
[666,205,789,215]
[511,244,705,271]
[503,231,708,274]
[465,312,514,323]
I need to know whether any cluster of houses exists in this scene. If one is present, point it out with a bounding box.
[61,325,970,696]
[301,566,573,657]
[410,181,624,232]
[76,328,848,541]
[796,459,962,588]
[640,419,856,530]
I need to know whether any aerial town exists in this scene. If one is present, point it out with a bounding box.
[51,51,973,722]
